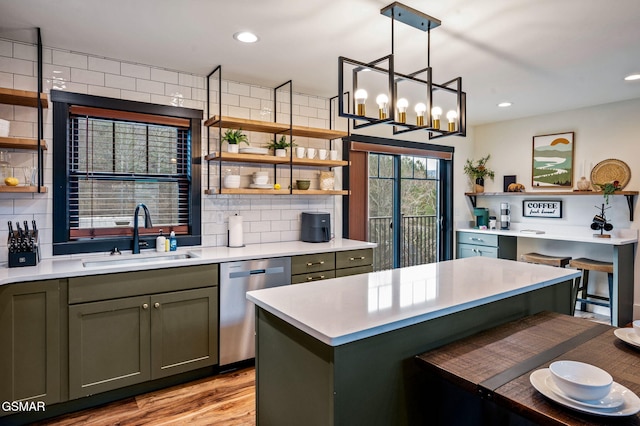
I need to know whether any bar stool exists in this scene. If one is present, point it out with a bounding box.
[520,252,572,268]
[569,258,614,324]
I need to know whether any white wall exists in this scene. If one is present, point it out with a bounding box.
[0,38,341,259]
[471,98,640,317]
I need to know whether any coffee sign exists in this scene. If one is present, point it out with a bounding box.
[522,200,562,218]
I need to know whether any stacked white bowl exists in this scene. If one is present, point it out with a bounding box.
[223,175,241,188]
[253,171,269,185]
[549,360,612,401]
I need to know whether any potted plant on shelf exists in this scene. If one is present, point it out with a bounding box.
[268,135,295,157]
[222,129,249,153]
[593,180,621,204]
[463,154,495,193]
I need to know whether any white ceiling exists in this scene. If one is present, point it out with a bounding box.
[1,0,640,126]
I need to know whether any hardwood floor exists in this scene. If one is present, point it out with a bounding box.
[37,368,256,426]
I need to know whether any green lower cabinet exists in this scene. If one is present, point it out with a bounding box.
[0,280,66,412]
[69,286,218,399]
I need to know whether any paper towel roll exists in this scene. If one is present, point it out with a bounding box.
[228,215,243,247]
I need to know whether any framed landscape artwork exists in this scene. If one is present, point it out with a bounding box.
[532,132,574,188]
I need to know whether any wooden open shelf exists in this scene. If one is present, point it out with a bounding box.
[204,151,289,164]
[0,137,48,150]
[0,185,47,193]
[205,115,348,140]
[292,189,349,195]
[204,188,348,196]
[292,158,349,167]
[0,88,48,108]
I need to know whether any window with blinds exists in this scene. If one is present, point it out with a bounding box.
[68,109,191,238]
[52,90,202,255]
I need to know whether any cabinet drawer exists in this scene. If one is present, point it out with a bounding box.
[69,264,218,304]
[335,249,373,269]
[457,244,498,259]
[292,270,336,284]
[457,232,498,247]
[291,252,335,275]
[335,265,373,278]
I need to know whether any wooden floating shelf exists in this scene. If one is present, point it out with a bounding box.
[292,189,348,195]
[205,115,348,140]
[0,137,48,150]
[292,158,349,167]
[0,185,47,193]
[204,152,289,164]
[0,88,48,108]
[465,191,638,196]
[204,188,347,196]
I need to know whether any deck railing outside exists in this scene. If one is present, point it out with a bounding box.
[368,215,438,271]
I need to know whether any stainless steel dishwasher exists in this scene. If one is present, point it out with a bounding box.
[219,257,291,366]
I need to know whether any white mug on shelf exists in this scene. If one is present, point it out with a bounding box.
[318,149,328,160]
[306,148,316,159]
[330,150,338,161]
[296,147,305,158]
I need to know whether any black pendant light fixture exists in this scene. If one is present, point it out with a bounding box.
[338,2,466,139]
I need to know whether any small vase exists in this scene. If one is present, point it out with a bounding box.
[227,144,239,153]
[576,176,591,191]
[475,177,485,193]
[275,149,287,157]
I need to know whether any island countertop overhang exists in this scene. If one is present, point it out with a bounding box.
[247,257,581,346]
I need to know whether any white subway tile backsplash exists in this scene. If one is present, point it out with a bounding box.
[250,220,271,233]
[13,43,36,61]
[260,231,281,243]
[221,92,239,106]
[227,105,250,119]
[52,50,87,69]
[0,71,13,88]
[227,81,251,96]
[13,74,37,91]
[0,56,33,76]
[151,68,178,84]
[71,68,105,86]
[239,95,261,109]
[121,62,151,79]
[250,86,271,100]
[293,94,309,106]
[121,90,151,103]
[0,40,12,57]
[89,57,120,74]
[179,73,205,89]
[165,84,192,99]
[88,85,121,98]
[105,74,136,90]
[62,81,88,94]
[136,78,165,95]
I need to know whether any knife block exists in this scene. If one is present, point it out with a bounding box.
[7,230,39,268]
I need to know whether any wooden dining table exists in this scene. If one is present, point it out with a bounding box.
[416,311,640,425]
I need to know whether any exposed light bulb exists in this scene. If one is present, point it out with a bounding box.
[233,32,259,43]
[376,94,389,119]
[497,102,512,108]
[355,89,368,116]
[446,110,458,132]
[431,106,442,129]
[397,98,409,123]
[414,103,426,126]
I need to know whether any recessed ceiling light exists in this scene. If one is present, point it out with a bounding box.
[624,74,640,81]
[233,31,259,43]
[497,102,512,108]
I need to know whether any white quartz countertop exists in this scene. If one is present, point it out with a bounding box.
[0,239,375,286]
[246,257,580,346]
[457,224,638,245]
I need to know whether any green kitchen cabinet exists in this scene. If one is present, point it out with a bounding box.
[68,265,218,399]
[0,279,67,410]
[291,249,373,283]
[456,231,516,260]
[335,248,373,277]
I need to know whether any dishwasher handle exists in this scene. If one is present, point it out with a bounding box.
[228,266,285,279]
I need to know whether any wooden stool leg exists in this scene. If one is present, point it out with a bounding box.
[579,269,590,312]
[607,272,614,325]
[571,276,581,316]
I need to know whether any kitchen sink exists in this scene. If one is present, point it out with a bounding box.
[82,252,198,268]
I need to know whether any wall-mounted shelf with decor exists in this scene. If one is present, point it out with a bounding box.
[0,88,48,108]
[0,185,47,193]
[0,137,48,151]
[465,191,639,221]
[204,116,347,140]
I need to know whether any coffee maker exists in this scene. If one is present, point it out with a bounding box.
[500,202,511,230]
[473,208,489,228]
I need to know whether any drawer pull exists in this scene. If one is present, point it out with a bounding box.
[306,275,326,281]
[306,261,325,266]
[349,256,366,261]
[154,302,160,308]
[142,303,149,309]
[470,237,483,241]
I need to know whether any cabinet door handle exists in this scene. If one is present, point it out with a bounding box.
[306,261,325,266]
[307,275,326,281]
[142,303,149,309]
[349,256,366,261]
[470,237,483,242]
[154,302,160,309]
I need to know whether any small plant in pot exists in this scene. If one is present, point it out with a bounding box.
[463,154,495,193]
[268,135,295,157]
[222,129,249,153]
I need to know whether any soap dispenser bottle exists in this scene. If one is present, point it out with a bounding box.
[169,231,177,251]
[156,229,166,253]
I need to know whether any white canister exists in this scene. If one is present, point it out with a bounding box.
[318,149,328,160]
[307,148,316,159]
[296,147,305,158]
[0,119,9,137]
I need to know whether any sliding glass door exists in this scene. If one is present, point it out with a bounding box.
[368,153,440,271]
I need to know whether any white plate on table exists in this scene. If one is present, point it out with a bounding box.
[614,328,640,349]
[530,369,640,416]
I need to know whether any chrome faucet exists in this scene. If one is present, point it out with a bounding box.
[132,203,153,254]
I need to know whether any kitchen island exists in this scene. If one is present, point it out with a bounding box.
[247,256,580,426]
